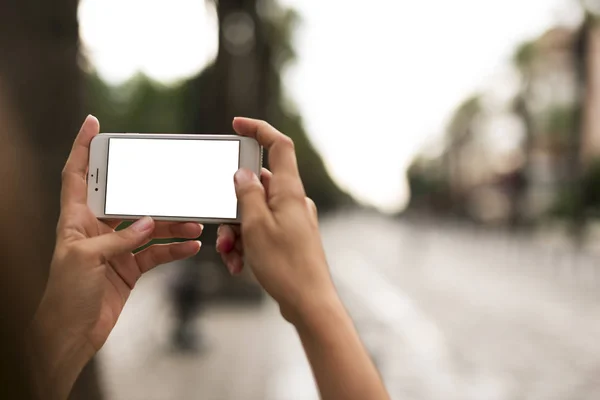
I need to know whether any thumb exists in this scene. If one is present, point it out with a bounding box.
[234,169,271,226]
[85,217,155,259]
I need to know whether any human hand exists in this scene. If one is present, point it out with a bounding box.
[30,116,202,398]
[216,117,336,323]
[217,118,391,400]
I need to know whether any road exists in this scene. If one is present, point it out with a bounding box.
[98,211,600,400]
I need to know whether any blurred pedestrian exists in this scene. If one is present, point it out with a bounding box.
[168,259,206,352]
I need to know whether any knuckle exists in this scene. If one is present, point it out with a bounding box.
[241,217,260,236]
[242,213,270,238]
[257,120,271,130]
[280,182,306,203]
[237,184,261,201]
[269,190,299,208]
[256,120,271,140]
[119,227,138,242]
[279,135,295,151]
[239,181,260,193]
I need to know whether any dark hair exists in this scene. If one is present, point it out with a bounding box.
[0,84,47,399]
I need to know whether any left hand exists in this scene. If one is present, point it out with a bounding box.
[30,116,202,399]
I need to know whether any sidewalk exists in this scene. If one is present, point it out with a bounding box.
[98,265,318,400]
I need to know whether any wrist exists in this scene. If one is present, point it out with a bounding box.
[284,286,348,332]
[28,297,94,400]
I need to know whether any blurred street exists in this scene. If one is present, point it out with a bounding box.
[5,1,600,399]
[98,211,600,400]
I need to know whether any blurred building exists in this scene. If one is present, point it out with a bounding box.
[581,21,600,163]
[407,16,600,227]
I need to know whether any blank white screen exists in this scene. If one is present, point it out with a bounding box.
[105,138,239,219]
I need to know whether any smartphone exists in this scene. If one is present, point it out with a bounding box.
[87,133,262,224]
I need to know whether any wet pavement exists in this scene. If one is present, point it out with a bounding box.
[98,211,600,400]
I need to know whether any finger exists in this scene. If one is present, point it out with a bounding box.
[232,117,300,177]
[135,241,201,273]
[231,224,241,236]
[260,168,273,197]
[234,169,273,229]
[234,236,243,253]
[107,221,203,238]
[216,224,237,254]
[84,216,155,259]
[152,222,203,239]
[61,115,100,207]
[221,249,244,275]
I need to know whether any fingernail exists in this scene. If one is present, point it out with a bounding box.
[216,238,221,253]
[131,216,153,233]
[234,169,254,185]
[198,224,204,232]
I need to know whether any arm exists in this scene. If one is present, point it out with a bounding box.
[293,292,390,400]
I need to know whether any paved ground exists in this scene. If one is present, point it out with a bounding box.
[98,211,600,400]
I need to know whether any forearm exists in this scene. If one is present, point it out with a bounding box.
[293,293,390,400]
[27,299,93,400]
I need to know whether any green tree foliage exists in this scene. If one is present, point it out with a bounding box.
[513,41,538,73]
[85,72,186,133]
[446,96,482,146]
[406,95,481,215]
[542,105,578,146]
[406,158,451,213]
[552,160,600,218]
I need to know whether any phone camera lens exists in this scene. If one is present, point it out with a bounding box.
[95,188,99,192]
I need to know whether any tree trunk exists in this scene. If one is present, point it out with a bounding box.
[510,91,534,229]
[186,0,269,263]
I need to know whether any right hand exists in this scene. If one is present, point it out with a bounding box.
[217,117,336,322]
